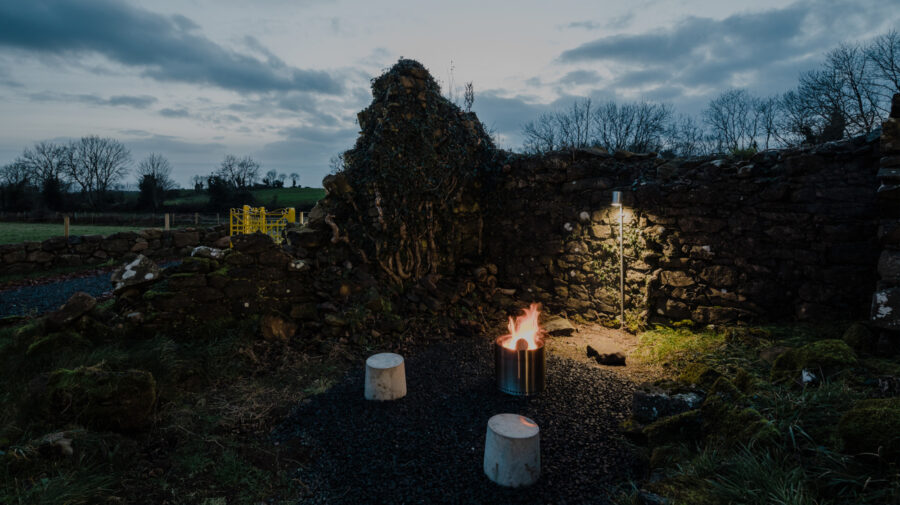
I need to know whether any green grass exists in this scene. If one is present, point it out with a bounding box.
[634,324,727,366]
[0,222,151,245]
[163,187,325,209]
[249,187,325,208]
[622,322,900,505]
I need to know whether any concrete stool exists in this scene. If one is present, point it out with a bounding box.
[483,413,540,487]
[364,353,406,401]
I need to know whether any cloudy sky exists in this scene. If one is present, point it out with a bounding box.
[0,0,897,187]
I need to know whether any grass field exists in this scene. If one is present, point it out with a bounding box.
[0,222,150,244]
[164,187,325,208]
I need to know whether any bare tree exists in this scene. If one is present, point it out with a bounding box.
[464,82,475,113]
[276,173,287,187]
[557,98,593,151]
[522,112,559,154]
[754,95,784,150]
[664,114,710,157]
[137,154,176,190]
[827,43,884,132]
[0,160,30,186]
[20,141,70,188]
[289,172,299,187]
[867,29,900,98]
[217,154,259,188]
[328,153,345,174]
[777,90,819,146]
[68,135,131,208]
[190,174,205,192]
[136,153,176,210]
[703,89,762,152]
[264,169,278,187]
[593,100,672,153]
[521,99,593,154]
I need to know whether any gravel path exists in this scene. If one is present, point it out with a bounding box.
[0,260,180,317]
[0,270,115,317]
[275,336,639,505]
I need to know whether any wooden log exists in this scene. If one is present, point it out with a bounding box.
[364,353,406,401]
[483,413,540,487]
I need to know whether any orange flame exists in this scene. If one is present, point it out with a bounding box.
[499,303,545,351]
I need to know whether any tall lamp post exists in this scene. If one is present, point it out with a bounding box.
[611,191,624,330]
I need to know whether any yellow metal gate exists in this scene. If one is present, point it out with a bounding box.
[229,205,296,244]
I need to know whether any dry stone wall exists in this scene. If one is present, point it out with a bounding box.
[872,94,900,332]
[0,226,228,275]
[483,133,882,326]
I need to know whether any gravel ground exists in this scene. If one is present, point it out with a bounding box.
[0,271,115,317]
[0,261,180,317]
[275,336,639,505]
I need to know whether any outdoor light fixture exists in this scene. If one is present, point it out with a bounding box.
[612,191,625,330]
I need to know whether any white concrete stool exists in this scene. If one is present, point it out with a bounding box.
[364,352,407,401]
[483,413,541,487]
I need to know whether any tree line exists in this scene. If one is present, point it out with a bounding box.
[522,30,900,157]
[0,137,304,213]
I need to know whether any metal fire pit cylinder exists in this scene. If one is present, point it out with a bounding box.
[494,338,546,396]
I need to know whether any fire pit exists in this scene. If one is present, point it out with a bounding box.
[495,304,546,396]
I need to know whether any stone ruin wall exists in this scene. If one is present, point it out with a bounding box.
[483,133,883,327]
[0,226,229,275]
[872,96,900,332]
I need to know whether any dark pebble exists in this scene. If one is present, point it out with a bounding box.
[273,336,638,504]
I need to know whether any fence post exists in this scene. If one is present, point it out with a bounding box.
[194,212,199,226]
[164,213,170,230]
[217,213,220,225]
[64,216,70,238]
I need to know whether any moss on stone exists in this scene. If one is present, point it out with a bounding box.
[649,444,689,469]
[733,368,755,394]
[706,377,745,404]
[770,339,857,381]
[854,397,900,410]
[644,409,703,446]
[36,364,157,432]
[26,331,91,356]
[700,378,777,446]
[842,322,874,354]
[142,290,174,302]
[646,474,718,505]
[678,363,722,390]
[838,407,900,457]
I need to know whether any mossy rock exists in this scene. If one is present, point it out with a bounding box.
[854,397,900,410]
[842,323,874,354]
[723,326,772,346]
[620,417,647,444]
[861,358,900,376]
[33,364,157,432]
[732,368,756,394]
[181,257,219,273]
[770,339,857,382]
[838,407,900,457]
[645,474,718,505]
[644,409,703,446]
[701,379,777,446]
[649,444,689,469]
[678,363,721,390]
[26,331,91,356]
[142,290,175,302]
[14,319,48,340]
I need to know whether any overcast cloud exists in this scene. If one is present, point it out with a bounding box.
[0,0,897,186]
